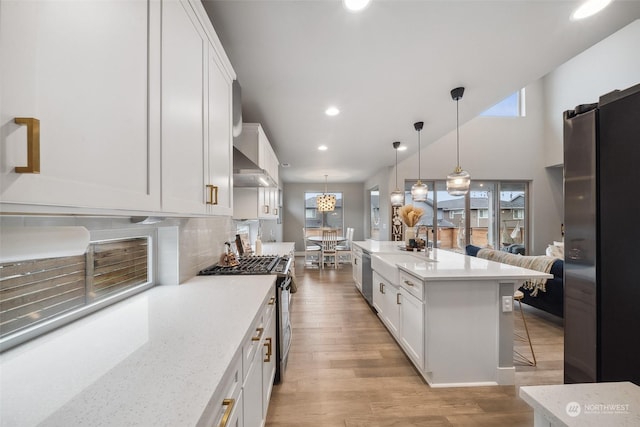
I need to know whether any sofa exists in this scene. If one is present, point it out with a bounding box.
[466,244,564,318]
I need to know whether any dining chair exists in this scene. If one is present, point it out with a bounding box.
[337,227,354,265]
[321,229,338,269]
[303,227,321,268]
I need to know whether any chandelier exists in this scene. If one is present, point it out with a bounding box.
[316,175,336,212]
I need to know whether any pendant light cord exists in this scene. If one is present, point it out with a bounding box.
[456,98,460,168]
[395,147,399,187]
[417,128,421,181]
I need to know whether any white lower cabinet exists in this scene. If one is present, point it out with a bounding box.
[373,268,425,373]
[199,350,243,427]
[353,247,363,293]
[242,287,276,427]
[399,287,424,369]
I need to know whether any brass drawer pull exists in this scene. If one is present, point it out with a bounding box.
[220,398,235,427]
[14,117,40,173]
[264,337,272,362]
[251,327,264,342]
[397,293,401,305]
[404,280,414,287]
[268,297,275,305]
[380,282,385,294]
[206,184,218,205]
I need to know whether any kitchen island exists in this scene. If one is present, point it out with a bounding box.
[352,241,552,387]
[0,275,276,427]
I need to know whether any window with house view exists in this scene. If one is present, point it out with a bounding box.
[402,180,528,253]
[304,192,344,236]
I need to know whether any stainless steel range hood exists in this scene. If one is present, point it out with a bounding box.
[233,147,277,187]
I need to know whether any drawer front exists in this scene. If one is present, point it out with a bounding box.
[198,351,242,427]
[399,271,424,301]
[242,287,276,381]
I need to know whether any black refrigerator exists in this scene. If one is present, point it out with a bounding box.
[563,83,640,385]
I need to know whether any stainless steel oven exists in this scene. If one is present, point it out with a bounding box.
[198,255,292,384]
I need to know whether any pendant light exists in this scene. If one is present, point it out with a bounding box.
[316,174,336,212]
[410,121,428,202]
[390,141,404,206]
[446,87,471,196]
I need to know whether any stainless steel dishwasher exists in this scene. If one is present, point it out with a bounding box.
[361,250,373,307]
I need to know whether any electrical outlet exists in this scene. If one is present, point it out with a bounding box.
[502,296,513,312]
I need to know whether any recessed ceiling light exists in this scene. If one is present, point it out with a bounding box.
[398,146,407,151]
[325,106,340,116]
[571,0,613,20]
[343,0,371,12]
[318,145,328,151]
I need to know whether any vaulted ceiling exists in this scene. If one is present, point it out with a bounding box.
[203,0,640,184]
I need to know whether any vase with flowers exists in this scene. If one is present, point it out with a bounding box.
[399,204,424,248]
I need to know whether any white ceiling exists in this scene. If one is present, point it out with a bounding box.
[203,0,640,184]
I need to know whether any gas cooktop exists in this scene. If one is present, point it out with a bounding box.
[198,255,281,276]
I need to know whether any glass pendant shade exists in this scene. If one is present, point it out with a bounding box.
[446,167,471,196]
[390,189,404,206]
[411,180,428,202]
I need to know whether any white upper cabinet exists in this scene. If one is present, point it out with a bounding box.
[0,0,234,217]
[160,0,234,215]
[0,0,161,213]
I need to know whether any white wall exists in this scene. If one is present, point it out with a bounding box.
[543,19,640,167]
[283,182,365,253]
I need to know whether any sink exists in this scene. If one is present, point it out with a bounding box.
[371,253,435,283]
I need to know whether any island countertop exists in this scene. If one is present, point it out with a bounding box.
[0,275,276,427]
[368,246,552,282]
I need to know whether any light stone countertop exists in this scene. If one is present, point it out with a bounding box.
[368,245,552,282]
[0,275,276,427]
[352,240,406,254]
[520,382,640,426]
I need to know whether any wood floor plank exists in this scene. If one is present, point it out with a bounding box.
[266,257,564,426]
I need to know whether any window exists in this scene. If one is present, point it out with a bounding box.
[0,228,155,351]
[514,209,525,219]
[480,88,525,117]
[478,209,489,219]
[449,209,463,219]
[304,192,344,233]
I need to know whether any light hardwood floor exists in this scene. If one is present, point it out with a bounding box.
[266,259,564,426]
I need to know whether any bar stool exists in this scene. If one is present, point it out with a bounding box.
[514,290,537,366]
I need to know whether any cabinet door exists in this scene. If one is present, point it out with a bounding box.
[261,312,276,418]
[353,254,363,291]
[0,0,160,212]
[383,282,401,337]
[160,0,207,214]
[399,289,425,369]
[206,43,232,215]
[372,272,384,313]
[243,338,263,427]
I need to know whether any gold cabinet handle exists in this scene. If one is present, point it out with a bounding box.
[264,337,272,362]
[14,117,40,173]
[404,280,415,287]
[268,297,275,305]
[380,282,385,294]
[219,398,235,427]
[206,184,218,205]
[251,327,264,342]
[263,205,269,214]
[397,293,401,305]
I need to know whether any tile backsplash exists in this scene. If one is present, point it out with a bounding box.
[177,216,233,283]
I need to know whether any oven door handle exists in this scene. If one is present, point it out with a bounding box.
[280,275,292,291]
